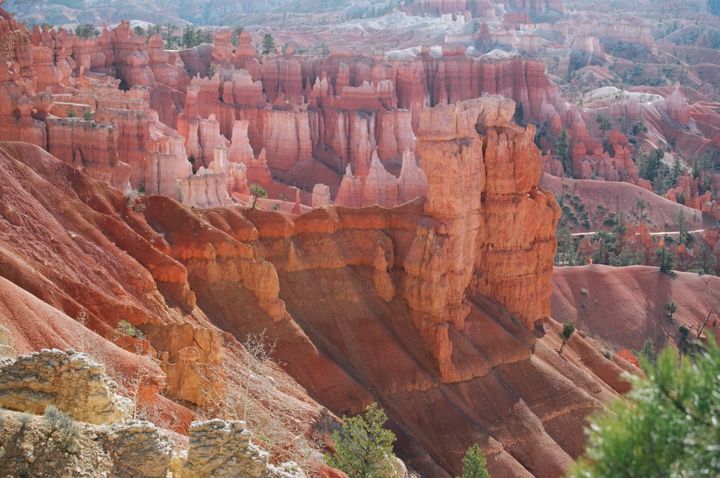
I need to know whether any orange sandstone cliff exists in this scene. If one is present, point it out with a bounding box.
[0,96,630,478]
[0,7,635,478]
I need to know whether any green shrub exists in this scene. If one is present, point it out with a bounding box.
[19,413,31,431]
[44,405,81,454]
[325,403,397,478]
[559,321,576,355]
[117,320,144,339]
[249,184,268,209]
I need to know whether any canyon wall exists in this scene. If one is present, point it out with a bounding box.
[0,90,629,477]
[133,98,627,478]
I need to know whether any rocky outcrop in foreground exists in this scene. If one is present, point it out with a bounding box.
[0,349,305,478]
[0,349,131,424]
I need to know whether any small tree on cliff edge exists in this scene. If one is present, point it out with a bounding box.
[457,444,490,478]
[559,321,576,355]
[326,403,397,478]
[249,184,267,209]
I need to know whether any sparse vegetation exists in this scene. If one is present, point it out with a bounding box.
[116,320,144,339]
[559,321,576,355]
[665,302,677,321]
[250,184,268,209]
[75,23,98,39]
[19,413,31,431]
[231,26,244,46]
[43,405,81,454]
[596,115,612,135]
[638,338,657,363]
[181,25,210,48]
[658,248,677,277]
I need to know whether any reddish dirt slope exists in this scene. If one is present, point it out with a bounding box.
[552,265,720,352]
[0,140,633,478]
[542,174,710,232]
[0,141,329,464]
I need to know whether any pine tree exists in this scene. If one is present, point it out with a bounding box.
[262,33,276,55]
[326,403,397,478]
[570,340,720,477]
[556,128,572,177]
[249,184,267,209]
[457,444,490,478]
[75,24,98,39]
[657,248,676,277]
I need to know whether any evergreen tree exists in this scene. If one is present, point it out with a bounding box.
[232,26,244,47]
[639,149,663,185]
[75,24,98,39]
[677,210,691,247]
[182,25,196,48]
[657,247,677,277]
[670,157,683,187]
[570,340,720,477]
[555,227,577,266]
[249,184,267,209]
[457,444,490,478]
[559,321,576,355]
[262,33,276,55]
[556,128,572,177]
[326,403,397,478]
[596,115,612,135]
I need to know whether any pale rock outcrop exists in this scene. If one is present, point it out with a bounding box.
[0,325,16,359]
[263,110,313,172]
[312,184,331,207]
[0,349,131,424]
[104,420,173,478]
[663,85,691,126]
[143,323,224,407]
[145,111,193,197]
[197,114,231,168]
[182,419,306,478]
[179,148,232,208]
[364,152,399,207]
[229,120,256,164]
[397,149,428,203]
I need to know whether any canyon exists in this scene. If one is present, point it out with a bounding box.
[0,0,719,477]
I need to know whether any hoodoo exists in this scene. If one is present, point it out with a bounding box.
[1,1,719,477]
